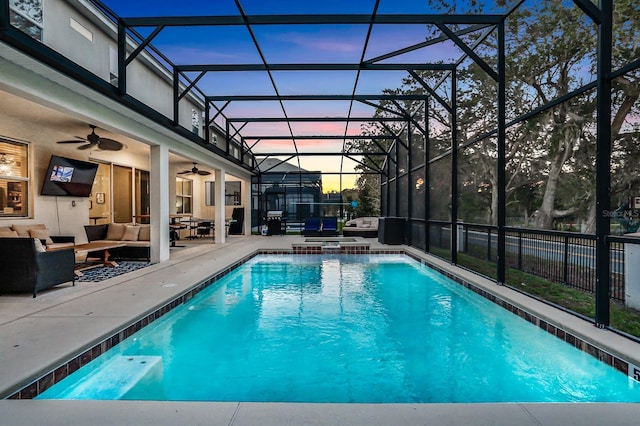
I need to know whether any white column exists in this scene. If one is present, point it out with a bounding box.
[150,145,170,262]
[457,222,465,252]
[625,238,640,309]
[242,179,251,235]
[214,168,226,244]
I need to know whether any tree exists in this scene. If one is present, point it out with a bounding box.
[502,2,594,229]
[582,0,640,233]
[354,176,379,217]
[345,105,399,217]
[352,1,639,232]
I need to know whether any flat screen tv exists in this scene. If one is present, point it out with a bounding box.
[41,155,99,197]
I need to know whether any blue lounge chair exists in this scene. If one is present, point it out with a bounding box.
[321,217,339,236]
[302,217,322,236]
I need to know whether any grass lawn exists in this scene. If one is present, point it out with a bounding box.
[429,248,640,339]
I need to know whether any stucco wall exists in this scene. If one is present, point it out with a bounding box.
[43,0,203,132]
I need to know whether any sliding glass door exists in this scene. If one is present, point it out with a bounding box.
[112,165,132,223]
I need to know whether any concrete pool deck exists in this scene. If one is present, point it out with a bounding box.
[1,235,640,425]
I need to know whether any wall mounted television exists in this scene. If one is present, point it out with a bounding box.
[40,155,99,197]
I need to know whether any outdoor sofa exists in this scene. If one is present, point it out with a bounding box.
[0,237,75,297]
[0,223,75,249]
[84,223,150,261]
[342,217,379,238]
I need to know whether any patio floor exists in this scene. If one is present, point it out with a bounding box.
[1,235,640,425]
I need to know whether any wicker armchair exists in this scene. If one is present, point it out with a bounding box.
[0,237,75,297]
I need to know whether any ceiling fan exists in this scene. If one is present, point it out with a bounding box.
[56,125,124,151]
[178,162,211,176]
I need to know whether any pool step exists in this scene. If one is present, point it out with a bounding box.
[292,240,371,254]
[61,355,163,399]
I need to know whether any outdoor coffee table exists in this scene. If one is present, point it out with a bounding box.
[73,241,127,272]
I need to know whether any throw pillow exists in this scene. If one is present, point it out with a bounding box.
[121,225,141,241]
[106,223,127,240]
[29,228,54,245]
[12,223,47,237]
[33,238,47,252]
[138,225,151,241]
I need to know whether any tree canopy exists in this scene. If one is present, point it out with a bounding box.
[357,1,639,233]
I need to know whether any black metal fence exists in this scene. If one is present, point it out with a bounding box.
[429,222,630,303]
[428,220,451,256]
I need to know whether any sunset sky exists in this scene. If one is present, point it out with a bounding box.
[99,1,508,191]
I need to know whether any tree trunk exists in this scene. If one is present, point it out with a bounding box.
[535,160,563,229]
[491,188,499,226]
[535,104,580,229]
[584,199,597,234]
[488,170,498,226]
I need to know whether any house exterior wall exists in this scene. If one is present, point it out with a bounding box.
[2,0,252,241]
[42,0,203,132]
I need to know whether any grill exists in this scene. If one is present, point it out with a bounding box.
[266,211,283,235]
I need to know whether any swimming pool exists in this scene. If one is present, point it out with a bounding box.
[38,254,640,402]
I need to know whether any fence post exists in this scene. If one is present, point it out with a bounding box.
[594,1,612,328]
[563,235,569,285]
[517,231,522,270]
[464,225,469,252]
[487,228,491,261]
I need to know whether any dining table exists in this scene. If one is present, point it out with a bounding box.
[180,217,201,239]
[132,214,194,246]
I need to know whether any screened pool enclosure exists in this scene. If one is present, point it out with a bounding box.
[2,0,639,330]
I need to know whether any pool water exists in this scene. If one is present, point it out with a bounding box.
[38,255,640,402]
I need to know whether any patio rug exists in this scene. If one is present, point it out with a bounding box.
[76,261,151,283]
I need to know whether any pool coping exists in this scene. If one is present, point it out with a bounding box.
[6,246,640,399]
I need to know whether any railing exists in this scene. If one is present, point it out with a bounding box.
[428,220,452,259]
[463,223,498,263]
[503,228,601,296]
[426,222,635,303]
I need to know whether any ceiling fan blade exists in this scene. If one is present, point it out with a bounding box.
[197,170,211,176]
[177,170,191,174]
[97,138,123,151]
[57,140,87,144]
[77,143,95,150]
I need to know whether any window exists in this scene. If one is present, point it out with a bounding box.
[69,17,93,41]
[135,169,150,217]
[176,177,192,214]
[205,181,215,206]
[112,165,131,223]
[90,163,111,224]
[191,109,200,135]
[0,138,29,218]
[10,0,43,41]
[204,181,242,206]
[226,181,241,206]
[109,46,118,86]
